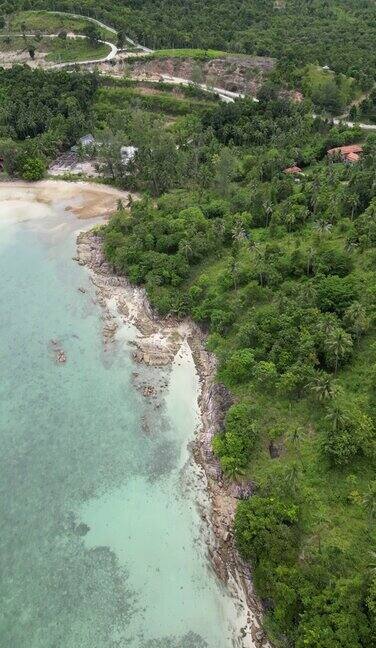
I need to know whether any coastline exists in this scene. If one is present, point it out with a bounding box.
[75,229,271,648]
[0,178,139,220]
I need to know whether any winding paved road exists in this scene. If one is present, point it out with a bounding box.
[46,10,153,52]
[48,36,117,69]
[22,10,376,131]
[16,32,118,67]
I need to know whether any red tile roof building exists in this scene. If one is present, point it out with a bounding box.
[346,152,360,163]
[284,165,303,174]
[327,144,363,163]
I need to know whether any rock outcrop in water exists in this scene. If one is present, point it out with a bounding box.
[75,229,271,648]
[49,339,67,364]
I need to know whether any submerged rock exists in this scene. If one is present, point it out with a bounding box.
[49,339,67,364]
[74,522,90,536]
[142,385,157,397]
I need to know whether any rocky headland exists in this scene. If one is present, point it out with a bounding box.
[75,229,271,648]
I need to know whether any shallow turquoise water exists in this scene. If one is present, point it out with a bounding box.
[0,192,246,647]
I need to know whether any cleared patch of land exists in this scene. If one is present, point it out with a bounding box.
[117,54,275,97]
[0,34,110,65]
[46,38,110,63]
[94,82,218,120]
[300,63,360,113]
[4,10,114,41]
[151,48,248,59]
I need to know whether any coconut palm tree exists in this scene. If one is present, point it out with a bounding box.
[282,461,301,493]
[313,218,332,237]
[286,426,305,466]
[231,224,246,247]
[368,550,376,575]
[308,371,336,402]
[252,243,267,286]
[363,482,376,521]
[344,301,369,344]
[230,255,240,290]
[179,239,193,262]
[285,211,297,232]
[262,200,273,227]
[325,328,353,373]
[325,402,348,432]
[347,193,360,220]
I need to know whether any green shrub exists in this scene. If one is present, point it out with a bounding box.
[20,156,45,181]
[224,348,255,384]
[213,403,258,477]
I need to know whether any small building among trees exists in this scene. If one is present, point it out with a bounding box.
[327,144,363,163]
[284,165,303,175]
[71,134,95,152]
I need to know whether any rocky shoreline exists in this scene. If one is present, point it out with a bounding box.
[74,229,270,648]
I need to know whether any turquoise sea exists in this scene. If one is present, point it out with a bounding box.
[0,185,249,648]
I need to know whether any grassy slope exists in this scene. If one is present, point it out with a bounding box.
[94,85,218,119]
[301,63,360,107]
[0,34,110,62]
[46,39,110,62]
[177,183,375,583]
[5,10,114,42]
[153,48,246,59]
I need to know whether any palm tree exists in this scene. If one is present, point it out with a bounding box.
[229,255,240,290]
[308,371,336,402]
[344,302,369,344]
[216,218,226,243]
[345,239,358,254]
[313,512,328,554]
[263,200,273,227]
[313,218,332,237]
[285,211,297,232]
[282,462,301,493]
[174,295,189,317]
[286,426,305,466]
[179,239,193,262]
[325,328,353,373]
[303,282,318,306]
[368,550,376,575]
[325,402,348,432]
[363,483,376,520]
[253,243,267,286]
[231,224,246,247]
[347,193,360,220]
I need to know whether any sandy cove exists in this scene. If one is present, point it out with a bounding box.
[75,229,271,648]
[0,179,139,220]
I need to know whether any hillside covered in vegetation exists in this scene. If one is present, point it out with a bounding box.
[102,93,376,646]
[0,66,98,178]
[0,3,375,647]
[7,0,376,91]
